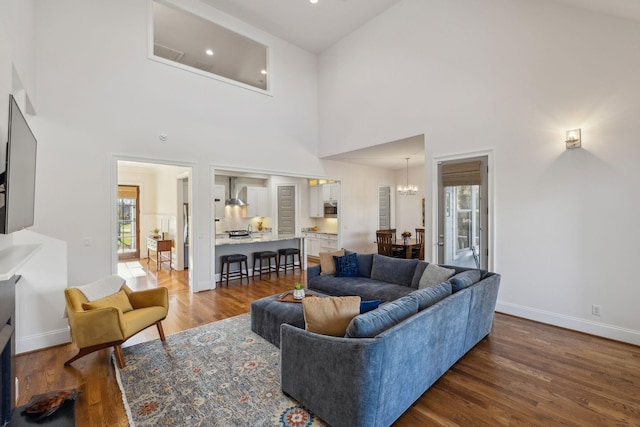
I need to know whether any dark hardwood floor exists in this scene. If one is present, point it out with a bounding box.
[15,261,640,426]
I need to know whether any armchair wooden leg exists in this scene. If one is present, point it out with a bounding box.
[64,340,123,367]
[156,321,166,341]
[114,344,125,369]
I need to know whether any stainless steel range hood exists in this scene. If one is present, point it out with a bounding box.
[225,177,247,206]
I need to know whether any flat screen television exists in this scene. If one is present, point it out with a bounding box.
[0,95,37,234]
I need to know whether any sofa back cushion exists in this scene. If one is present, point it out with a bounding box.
[356,253,374,278]
[345,295,418,338]
[411,261,429,288]
[410,282,452,311]
[370,254,418,287]
[450,269,482,292]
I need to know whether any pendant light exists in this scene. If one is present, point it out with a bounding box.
[398,157,418,196]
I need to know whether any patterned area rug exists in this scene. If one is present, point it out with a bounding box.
[113,314,326,426]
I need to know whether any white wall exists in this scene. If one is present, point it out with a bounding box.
[318,0,640,343]
[30,0,324,291]
[395,165,425,235]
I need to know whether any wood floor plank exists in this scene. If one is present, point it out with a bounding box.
[14,261,640,426]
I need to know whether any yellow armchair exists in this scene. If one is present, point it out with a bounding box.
[64,284,169,368]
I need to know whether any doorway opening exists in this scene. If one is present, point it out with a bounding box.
[114,160,194,290]
[436,155,490,269]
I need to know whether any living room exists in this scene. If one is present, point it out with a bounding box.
[0,0,639,425]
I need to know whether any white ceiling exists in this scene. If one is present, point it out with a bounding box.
[201,0,404,54]
[201,0,640,55]
[197,0,640,170]
[324,135,425,170]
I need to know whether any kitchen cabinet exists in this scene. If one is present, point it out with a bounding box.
[322,183,340,201]
[303,232,338,257]
[309,186,324,218]
[242,186,269,218]
[214,184,225,220]
[320,234,339,252]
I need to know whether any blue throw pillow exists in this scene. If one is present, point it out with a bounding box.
[334,253,359,278]
[360,299,381,314]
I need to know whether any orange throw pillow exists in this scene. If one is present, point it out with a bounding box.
[318,249,344,275]
[302,296,361,336]
[82,289,134,313]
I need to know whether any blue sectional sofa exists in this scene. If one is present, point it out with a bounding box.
[280,253,501,427]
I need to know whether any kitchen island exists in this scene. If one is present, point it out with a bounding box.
[214,234,307,280]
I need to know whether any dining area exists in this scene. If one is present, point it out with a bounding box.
[376,228,424,260]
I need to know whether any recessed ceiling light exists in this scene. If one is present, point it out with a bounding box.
[261,69,267,75]
[310,0,318,4]
[205,49,214,56]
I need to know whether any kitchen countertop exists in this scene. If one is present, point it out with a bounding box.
[215,234,304,246]
[301,231,338,235]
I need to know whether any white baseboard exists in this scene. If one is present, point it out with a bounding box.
[17,327,70,354]
[496,301,640,346]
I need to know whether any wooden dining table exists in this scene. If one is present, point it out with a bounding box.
[392,238,419,259]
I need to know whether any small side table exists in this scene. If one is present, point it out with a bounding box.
[147,237,172,271]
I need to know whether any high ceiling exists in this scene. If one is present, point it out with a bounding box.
[198,0,640,170]
[202,0,640,55]
[201,0,404,54]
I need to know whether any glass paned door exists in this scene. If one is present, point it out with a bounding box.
[437,157,488,269]
[118,185,140,260]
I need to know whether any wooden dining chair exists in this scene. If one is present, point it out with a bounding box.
[412,228,425,260]
[376,231,394,257]
[376,230,405,258]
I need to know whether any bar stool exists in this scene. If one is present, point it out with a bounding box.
[278,248,301,275]
[219,254,249,286]
[252,250,278,279]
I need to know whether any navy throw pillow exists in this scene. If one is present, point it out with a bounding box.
[334,253,359,278]
[360,299,381,314]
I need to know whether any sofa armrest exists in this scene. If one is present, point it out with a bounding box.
[306,264,321,284]
[126,286,169,313]
[66,307,126,348]
[280,324,384,427]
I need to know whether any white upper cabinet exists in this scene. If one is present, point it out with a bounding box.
[322,183,340,201]
[309,186,324,218]
[242,186,269,218]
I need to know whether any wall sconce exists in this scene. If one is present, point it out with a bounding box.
[565,129,581,149]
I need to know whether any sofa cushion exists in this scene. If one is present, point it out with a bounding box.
[302,296,361,336]
[411,261,429,288]
[345,295,418,338]
[334,253,359,278]
[82,289,133,313]
[418,264,455,289]
[450,269,483,292]
[360,299,381,313]
[308,276,415,302]
[370,254,418,287]
[319,249,344,275]
[410,282,452,310]
[357,253,374,278]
